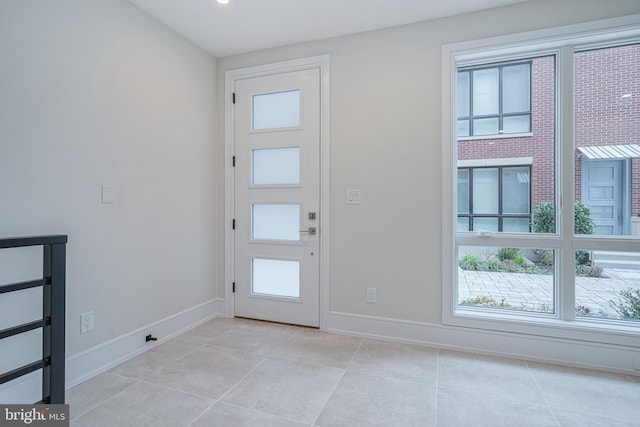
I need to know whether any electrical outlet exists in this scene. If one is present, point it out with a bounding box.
[366,287,376,303]
[80,311,94,334]
[634,356,640,371]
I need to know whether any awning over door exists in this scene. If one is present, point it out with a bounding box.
[577,144,640,159]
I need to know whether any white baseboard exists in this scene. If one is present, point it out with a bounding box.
[325,310,640,376]
[66,298,225,389]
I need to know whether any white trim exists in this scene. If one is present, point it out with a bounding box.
[65,298,223,389]
[458,157,533,167]
[224,55,331,330]
[326,311,640,376]
[442,16,640,345]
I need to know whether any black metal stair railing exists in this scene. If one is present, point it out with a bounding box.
[0,235,67,404]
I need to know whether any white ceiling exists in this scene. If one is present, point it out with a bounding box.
[128,0,528,57]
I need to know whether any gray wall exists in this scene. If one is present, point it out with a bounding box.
[0,0,218,357]
[216,0,640,324]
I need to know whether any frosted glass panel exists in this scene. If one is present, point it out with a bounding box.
[503,218,530,232]
[473,68,499,115]
[457,71,470,117]
[473,168,498,214]
[503,115,530,133]
[502,63,530,113]
[252,258,300,298]
[590,186,614,200]
[473,117,499,135]
[591,166,614,181]
[252,204,300,241]
[590,206,614,219]
[473,217,499,232]
[502,167,530,214]
[252,147,300,185]
[253,90,300,130]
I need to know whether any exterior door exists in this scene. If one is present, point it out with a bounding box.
[582,159,623,235]
[233,68,320,327]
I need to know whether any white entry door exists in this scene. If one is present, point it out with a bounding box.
[233,68,320,327]
[582,159,623,235]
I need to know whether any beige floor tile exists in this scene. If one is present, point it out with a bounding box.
[209,319,297,355]
[273,328,362,369]
[529,362,640,423]
[71,381,212,427]
[173,318,237,344]
[145,344,265,399]
[221,357,342,425]
[191,402,309,427]
[348,339,438,383]
[552,408,640,427]
[108,338,201,380]
[316,371,437,427]
[66,373,136,420]
[438,350,545,403]
[436,387,557,427]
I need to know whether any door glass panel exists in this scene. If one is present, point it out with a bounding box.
[252,204,300,241]
[575,250,640,323]
[252,90,300,130]
[252,147,300,185]
[589,186,614,200]
[458,246,554,313]
[590,206,614,219]
[591,166,614,181]
[252,258,300,298]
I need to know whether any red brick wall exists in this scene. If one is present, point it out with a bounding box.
[458,45,640,221]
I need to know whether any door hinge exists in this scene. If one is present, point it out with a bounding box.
[232,219,236,230]
[232,92,236,104]
[232,156,236,167]
[232,282,236,293]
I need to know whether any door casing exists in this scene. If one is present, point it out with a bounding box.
[224,55,331,330]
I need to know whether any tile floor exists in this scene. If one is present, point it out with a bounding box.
[67,318,640,427]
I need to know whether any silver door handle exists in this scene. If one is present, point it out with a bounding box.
[299,227,317,235]
[618,208,622,225]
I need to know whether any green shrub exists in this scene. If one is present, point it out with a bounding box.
[609,288,640,319]
[532,201,594,265]
[459,253,482,270]
[536,249,554,266]
[497,247,521,261]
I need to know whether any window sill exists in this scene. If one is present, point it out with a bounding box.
[458,132,533,142]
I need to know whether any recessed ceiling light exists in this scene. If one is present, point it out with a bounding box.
[216,0,229,4]
[621,93,632,99]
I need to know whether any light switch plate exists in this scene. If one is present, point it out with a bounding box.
[101,185,115,204]
[347,189,361,204]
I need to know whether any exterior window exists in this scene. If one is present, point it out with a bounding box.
[457,62,532,137]
[457,166,531,232]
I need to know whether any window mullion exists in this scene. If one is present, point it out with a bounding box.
[558,45,575,322]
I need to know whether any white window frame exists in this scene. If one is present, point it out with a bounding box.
[442,15,640,347]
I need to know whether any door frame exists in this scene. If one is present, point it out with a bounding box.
[224,55,331,330]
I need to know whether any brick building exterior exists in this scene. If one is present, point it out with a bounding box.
[457,44,639,234]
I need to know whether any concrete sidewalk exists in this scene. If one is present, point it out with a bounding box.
[458,267,639,318]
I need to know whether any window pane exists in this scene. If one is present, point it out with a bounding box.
[575,250,640,323]
[574,44,639,238]
[503,218,530,232]
[252,147,300,185]
[503,115,531,133]
[473,168,498,214]
[252,204,300,241]
[457,119,470,137]
[457,71,470,117]
[473,217,498,232]
[252,258,299,298]
[502,63,531,113]
[472,117,499,135]
[457,169,469,214]
[502,167,530,214]
[457,217,470,231]
[458,246,554,313]
[472,68,499,115]
[253,90,300,130]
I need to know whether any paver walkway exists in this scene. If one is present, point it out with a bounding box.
[458,267,639,318]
